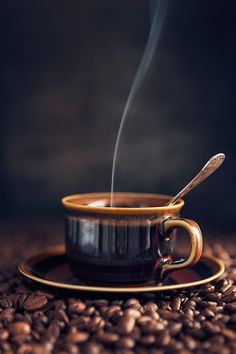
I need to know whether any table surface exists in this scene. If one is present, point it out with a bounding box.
[0,218,235,354]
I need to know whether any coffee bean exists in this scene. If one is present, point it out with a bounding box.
[68,301,86,314]
[18,293,28,309]
[198,301,218,308]
[186,328,205,339]
[0,297,12,308]
[81,342,102,354]
[221,328,236,341]
[143,302,158,312]
[18,343,45,354]
[35,290,55,300]
[139,334,156,345]
[202,321,221,334]
[225,303,236,312]
[0,329,9,341]
[67,330,89,343]
[137,316,152,324]
[93,299,109,308]
[117,315,135,334]
[199,285,215,294]
[144,309,160,320]
[157,331,171,346]
[140,320,165,334]
[159,310,180,320]
[87,316,105,332]
[205,293,222,302]
[170,297,181,311]
[169,322,182,336]
[222,293,236,303]
[105,305,121,318]
[181,334,197,350]
[23,294,48,311]
[116,336,135,349]
[123,298,140,309]
[183,300,196,310]
[96,331,119,343]
[10,321,31,335]
[202,308,215,318]
[0,308,15,322]
[124,308,141,319]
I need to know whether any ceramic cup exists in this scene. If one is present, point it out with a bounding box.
[62,193,203,284]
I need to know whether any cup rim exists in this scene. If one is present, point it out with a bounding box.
[61,192,184,215]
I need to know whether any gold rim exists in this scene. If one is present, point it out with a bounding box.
[18,246,225,293]
[61,193,185,215]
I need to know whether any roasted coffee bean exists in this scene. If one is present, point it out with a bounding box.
[66,330,89,343]
[156,331,171,346]
[183,300,196,310]
[93,299,109,308]
[9,321,31,335]
[123,298,140,308]
[202,321,221,334]
[124,308,141,319]
[87,316,105,332]
[140,320,165,334]
[180,334,197,350]
[69,315,90,328]
[170,297,181,311]
[205,293,222,302]
[116,336,135,349]
[159,310,180,320]
[202,308,215,318]
[143,302,158,312]
[137,316,152,324]
[0,307,15,322]
[0,297,12,308]
[221,328,236,340]
[221,293,236,303]
[96,331,119,343]
[169,322,182,336]
[222,285,236,297]
[198,301,218,308]
[18,293,28,309]
[139,334,156,345]
[117,315,135,334]
[144,309,160,320]
[35,290,55,300]
[18,343,45,354]
[225,303,236,312]
[68,301,86,314]
[0,329,9,341]
[23,294,48,311]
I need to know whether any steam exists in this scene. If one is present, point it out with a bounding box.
[110,0,169,206]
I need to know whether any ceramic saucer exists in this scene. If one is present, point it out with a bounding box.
[19,245,225,293]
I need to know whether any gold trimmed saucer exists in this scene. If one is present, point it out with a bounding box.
[18,245,225,293]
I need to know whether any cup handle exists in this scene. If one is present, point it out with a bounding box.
[160,218,203,279]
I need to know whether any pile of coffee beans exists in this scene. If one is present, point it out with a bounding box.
[0,233,236,353]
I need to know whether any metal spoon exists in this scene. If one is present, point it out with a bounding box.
[166,153,225,206]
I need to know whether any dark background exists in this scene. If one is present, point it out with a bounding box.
[0,0,235,232]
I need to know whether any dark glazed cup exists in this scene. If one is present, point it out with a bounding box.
[62,193,203,284]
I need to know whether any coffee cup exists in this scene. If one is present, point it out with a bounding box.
[62,193,203,284]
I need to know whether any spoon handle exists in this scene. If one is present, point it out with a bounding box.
[166,153,225,206]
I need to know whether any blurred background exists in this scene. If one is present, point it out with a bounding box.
[0,0,235,232]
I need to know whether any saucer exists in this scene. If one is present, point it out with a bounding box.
[19,245,225,293]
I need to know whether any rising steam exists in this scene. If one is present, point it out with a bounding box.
[110,0,169,205]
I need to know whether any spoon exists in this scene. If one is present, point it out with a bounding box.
[166,153,225,206]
